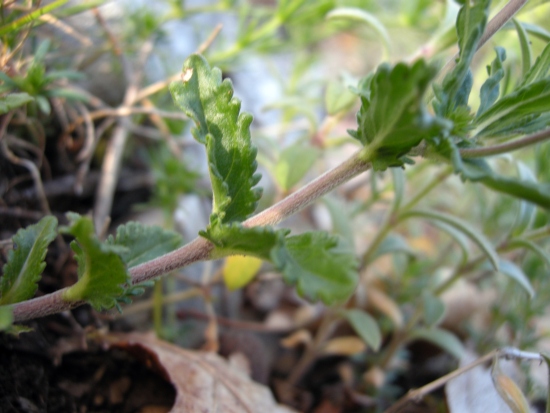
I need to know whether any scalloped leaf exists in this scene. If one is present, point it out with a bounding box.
[0,216,57,305]
[271,232,358,305]
[350,60,449,171]
[60,213,129,311]
[107,221,182,268]
[169,54,262,231]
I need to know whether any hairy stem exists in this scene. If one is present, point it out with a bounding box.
[460,128,550,158]
[10,151,371,323]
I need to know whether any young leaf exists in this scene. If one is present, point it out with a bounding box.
[201,224,287,260]
[350,60,449,170]
[438,137,550,208]
[60,214,129,311]
[513,18,532,79]
[342,309,382,351]
[271,232,358,305]
[0,93,34,114]
[274,143,320,191]
[521,41,550,86]
[223,255,263,290]
[169,54,262,230]
[409,327,464,359]
[107,221,182,268]
[0,216,57,305]
[473,78,550,138]
[433,0,490,117]
[399,208,500,271]
[477,47,506,116]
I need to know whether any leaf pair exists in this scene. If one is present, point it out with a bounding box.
[0,214,181,317]
[170,55,358,304]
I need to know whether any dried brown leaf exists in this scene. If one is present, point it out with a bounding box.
[105,332,296,413]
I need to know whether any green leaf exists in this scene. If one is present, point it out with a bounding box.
[400,208,499,271]
[274,143,320,191]
[520,22,550,43]
[0,216,57,305]
[477,47,506,116]
[409,327,464,359]
[201,223,287,260]
[0,0,69,36]
[271,232,358,305]
[0,93,34,114]
[350,60,449,171]
[342,309,382,351]
[507,238,550,269]
[390,167,405,213]
[430,220,470,264]
[513,19,532,79]
[422,293,446,327]
[521,41,550,86]
[483,258,535,298]
[107,222,182,268]
[473,78,550,138]
[433,0,490,117]
[371,233,417,261]
[511,161,537,236]
[325,7,391,56]
[169,54,262,229]
[60,214,129,311]
[439,138,550,208]
[322,196,355,249]
[0,306,13,331]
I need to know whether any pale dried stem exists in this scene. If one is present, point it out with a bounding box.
[383,346,543,413]
[11,151,370,322]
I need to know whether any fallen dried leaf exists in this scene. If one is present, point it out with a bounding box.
[321,336,366,356]
[104,332,296,413]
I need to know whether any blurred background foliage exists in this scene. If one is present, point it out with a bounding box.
[1,0,550,411]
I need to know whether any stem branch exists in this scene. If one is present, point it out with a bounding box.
[10,151,371,322]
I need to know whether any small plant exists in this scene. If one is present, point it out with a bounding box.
[2,0,550,410]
